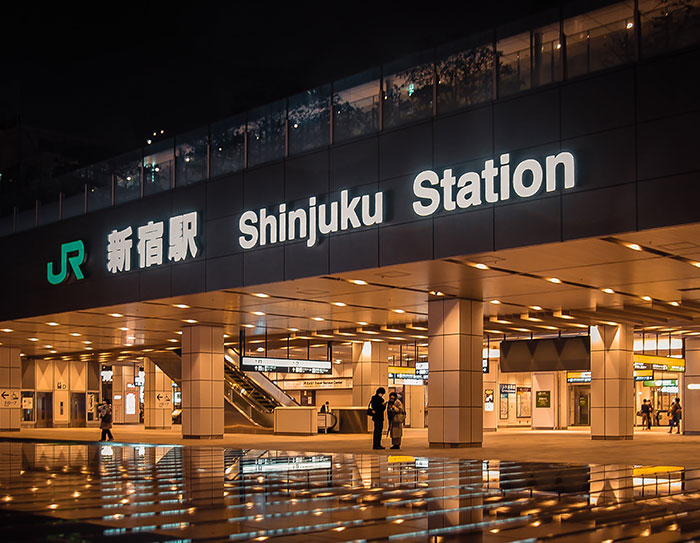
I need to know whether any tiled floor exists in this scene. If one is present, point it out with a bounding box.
[2,441,700,541]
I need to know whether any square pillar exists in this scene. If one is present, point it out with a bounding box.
[144,357,173,430]
[682,337,700,434]
[0,347,21,431]
[428,298,483,448]
[590,324,634,440]
[181,325,224,439]
[352,341,388,407]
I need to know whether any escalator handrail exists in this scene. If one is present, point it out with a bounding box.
[225,348,300,407]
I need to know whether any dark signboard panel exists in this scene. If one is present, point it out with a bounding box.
[499,336,590,373]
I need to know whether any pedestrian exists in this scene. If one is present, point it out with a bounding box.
[641,399,652,430]
[367,387,386,450]
[100,400,114,441]
[669,398,682,434]
[387,392,406,450]
[320,401,330,413]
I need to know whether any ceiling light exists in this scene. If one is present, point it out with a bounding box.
[167,339,179,343]
[175,331,183,335]
[626,243,642,251]
[44,345,53,349]
[547,277,562,284]
[392,309,405,314]
[529,306,542,311]
[490,300,501,305]
[118,327,128,331]
[356,321,368,326]
[472,263,489,270]
[252,311,265,316]
[641,296,652,302]
[242,324,255,328]
[332,302,346,307]
[693,262,700,268]
[669,301,680,307]
[553,310,574,319]
[256,347,265,352]
[349,279,367,285]
[520,314,542,322]
[46,322,59,326]
[1,329,13,333]
[429,290,444,296]
[28,337,38,342]
[70,332,81,337]
[183,319,198,324]
[511,327,531,332]
[288,328,299,332]
[173,304,190,309]
[600,321,619,326]
[252,293,269,298]
[49,350,57,354]
[85,347,93,351]
[83,340,92,344]
[602,288,614,294]
[127,336,135,341]
[312,317,324,321]
[108,313,123,318]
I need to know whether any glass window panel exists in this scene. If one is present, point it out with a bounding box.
[60,170,86,219]
[37,199,60,226]
[247,100,286,168]
[175,127,208,186]
[87,162,112,212]
[15,205,35,232]
[497,32,532,97]
[532,23,562,86]
[333,68,380,142]
[640,0,700,58]
[210,114,245,177]
[437,39,495,114]
[143,139,173,196]
[288,85,330,154]
[383,54,435,129]
[564,2,634,78]
[113,151,142,205]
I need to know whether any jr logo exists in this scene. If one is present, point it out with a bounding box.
[47,240,86,285]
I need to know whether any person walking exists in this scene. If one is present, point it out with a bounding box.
[368,387,386,450]
[641,399,652,430]
[669,398,682,434]
[100,401,114,441]
[387,392,406,450]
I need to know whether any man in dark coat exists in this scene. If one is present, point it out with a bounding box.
[369,387,386,449]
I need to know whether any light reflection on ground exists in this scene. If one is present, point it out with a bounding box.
[0,441,699,541]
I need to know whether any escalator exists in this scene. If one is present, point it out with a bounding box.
[146,347,299,433]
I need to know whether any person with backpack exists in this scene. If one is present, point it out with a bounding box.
[100,400,114,441]
[669,398,682,434]
[367,387,386,450]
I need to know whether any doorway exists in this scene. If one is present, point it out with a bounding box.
[35,392,53,428]
[569,385,590,426]
[70,393,86,427]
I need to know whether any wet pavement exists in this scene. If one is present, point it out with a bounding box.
[1,440,700,541]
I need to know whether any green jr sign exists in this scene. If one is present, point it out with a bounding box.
[47,240,86,285]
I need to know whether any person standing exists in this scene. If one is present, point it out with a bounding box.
[100,401,114,441]
[387,392,406,450]
[368,387,386,450]
[641,399,652,430]
[669,398,682,434]
[320,401,330,413]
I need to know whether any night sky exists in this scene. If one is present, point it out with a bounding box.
[1,2,573,161]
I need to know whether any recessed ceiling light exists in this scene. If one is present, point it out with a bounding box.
[70,332,81,337]
[256,347,265,352]
[109,313,123,318]
[85,347,93,350]
[1,329,13,333]
[472,263,489,270]
[46,322,59,327]
[669,301,680,307]
[356,321,368,326]
[252,293,269,298]
[251,312,265,316]
[392,309,405,314]
[183,319,198,324]
[242,324,255,328]
[349,279,367,285]
[82,340,92,344]
[28,337,38,342]
[44,345,53,349]
[288,328,299,332]
[641,295,652,302]
[118,327,128,331]
[173,304,190,309]
[529,306,542,311]
[547,277,562,284]
[429,290,445,296]
[490,300,501,305]
[332,302,346,307]
[175,331,183,335]
[312,317,324,321]
[167,339,179,343]
[626,243,642,251]
[693,262,700,268]
[602,288,615,294]
[49,350,57,354]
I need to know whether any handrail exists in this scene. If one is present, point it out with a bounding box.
[226,348,299,407]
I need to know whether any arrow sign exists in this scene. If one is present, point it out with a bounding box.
[1,391,7,399]
[157,393,163,401]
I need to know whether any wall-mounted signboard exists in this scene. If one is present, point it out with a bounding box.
[536,390,551,408]
[240,455,332,474]
[634,354,685,372]
[389,365,428,385]
[484,389,494,412]
[277,378,352,390]
[634,369,654,381]
[566,371,591,383]
[241,356,332,374]
[643,379,678,388]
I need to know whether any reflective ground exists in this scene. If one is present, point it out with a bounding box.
[1,441,700,541]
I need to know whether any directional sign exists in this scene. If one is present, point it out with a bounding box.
[241,356,332,374]
[156,392,172,408]
[0,389,20,408]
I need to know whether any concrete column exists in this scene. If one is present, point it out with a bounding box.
[351,341,388,407]
[0,347,21,431]
[590,324,634,440]
[144,357,173,430]
[428,298,483,448]
[589,465,634,505]
[181,325,224,439]
[683,337,700,434]
[183,447,225,505]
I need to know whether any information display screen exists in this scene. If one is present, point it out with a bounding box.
[240,455,332,474]
[241,356,332,374]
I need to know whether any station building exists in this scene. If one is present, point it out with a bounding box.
[1,0,700,447]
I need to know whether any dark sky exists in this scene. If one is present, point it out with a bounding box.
[1,2,580,160]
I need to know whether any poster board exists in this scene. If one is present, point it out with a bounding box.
[516,387,531,418]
